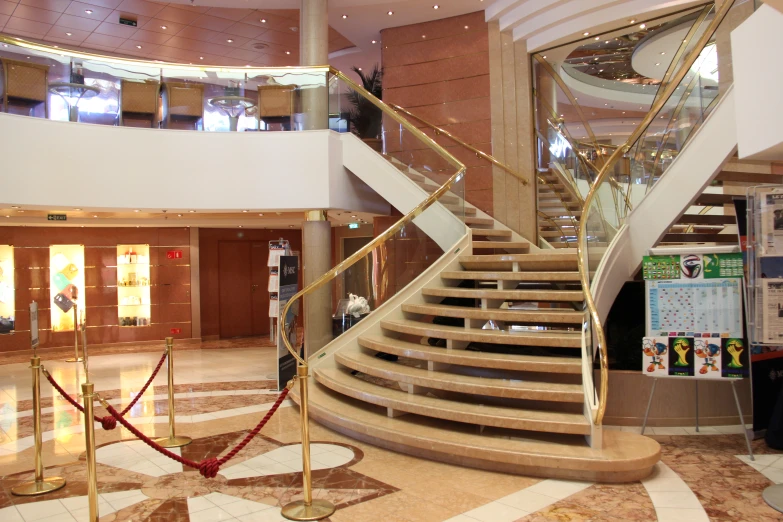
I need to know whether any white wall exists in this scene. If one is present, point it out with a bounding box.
[0,113,389,214]
[731,4,783,161]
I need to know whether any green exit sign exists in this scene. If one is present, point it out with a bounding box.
[348,223,359,229]
[47,214,67,221]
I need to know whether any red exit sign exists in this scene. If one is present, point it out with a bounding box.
[170,328,182,335]
[167,250,183,259]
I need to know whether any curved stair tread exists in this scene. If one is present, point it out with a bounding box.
[421,287,584,302]
[335,349,583,402]
[358,335,582,373]
[314,367,591,435]
[459,253,579,271]
[302,383,661,481]
[473,241,530,250]
[381,318,581,348]
[440,271,582,282]
[402,303,584,324]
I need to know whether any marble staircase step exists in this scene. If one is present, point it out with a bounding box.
[302,384,661,482]
[401,303,584,325]
[380,318,582,348]
[314,367,591,435]
[357,334,582,373]
[335,349,584,401]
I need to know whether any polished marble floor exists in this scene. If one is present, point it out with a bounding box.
[0,340,781,521]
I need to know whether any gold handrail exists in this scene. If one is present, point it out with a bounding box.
[388,103,528,186]
[576,0,735,425]
[279,68,466,366]
[0,33,328,74]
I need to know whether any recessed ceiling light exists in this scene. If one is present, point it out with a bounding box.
[655,62,660,66]
[4,215,8,218]
[261,18,267,23]
[2,44,7,47]
[11,206,19,209]
[660,51,666,55]
[81,225,85,228]
[639,23,646,29]
[93,215,98,218]
[226,39,233,43]
[341,14,347,19]
[583,32,590,36]
[199,56,204,60]
[465,25,469,29]
[258,213,264,216]
[65,32,72,36]
[242,210,248,213]
[542,55,546,59]
[599,69,604,72]
[594,36,599,40]
[17,210,24,213]
[134,209,140,212]
[358,67,362,70]
[74,208,82,211]
[433,5,439,9]
[422,35,426,38]
[289,225,294,228]
[238,225,243,228]
[630,19,636,24]
[189,210,196,213]
[136,45,142,49]
[161,25,167,29]
[388,11,394,15]
[604,40,609,44]
[177,213,182,217]
[371,40,376,44]
[285,51,291,54]
[53,45,58,48]
[85,9,93,14]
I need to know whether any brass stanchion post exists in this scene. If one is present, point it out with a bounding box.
[281,364,335,521]
[11,356,66,496]
[154,337,191,448]
[65,304,83,363]
[82,381,99,522]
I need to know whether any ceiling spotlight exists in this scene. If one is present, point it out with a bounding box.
[371,40,376,44]
[655,62,660,66]
[285,51,291,54]
[289,225,294,228]
[74,208,82,211]
[134,209,140,212]
[583,32,590,36]
[17,210,24,213]
[242,210,249,213]
[238,225,243,228]
[261,18,267,22]
[388,11,394,15]
[630,19,636,24]
[422,35,426,38]
[605,40,609,44]
[66,32,72,36]
[136,45,142,49]
[357,67,362,71]
[199,56,204,60]
[85,9,93,14]
[189,210,196,213]
[226,39,233,43]
[4,215,8,218]
[660,51,666,55]
[93,215,98,218]
[341,15,347,19]
[177,213,182,217]
[639,23,646,29]
[433,4,439,8]
[465,25,469,29]
[594,36,599,40]
[161,25,167,29]
[258,213,264,216]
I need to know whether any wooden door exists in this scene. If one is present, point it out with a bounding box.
[251,242,270,335]
[218,241,253,338]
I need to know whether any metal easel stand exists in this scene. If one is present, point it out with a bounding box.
[641,377,754,461]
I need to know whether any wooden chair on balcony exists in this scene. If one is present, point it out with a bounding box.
[161,81,204,130]
[0,58,49,117]
[119,79,160,128]
[257,84,294,131]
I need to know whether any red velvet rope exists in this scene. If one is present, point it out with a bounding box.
[102,386,291,478]
[43,349,167,431]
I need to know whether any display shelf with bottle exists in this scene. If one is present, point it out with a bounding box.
[117,244,151,327]
[0,245,14,334]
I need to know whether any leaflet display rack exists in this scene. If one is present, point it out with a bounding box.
[268,239,290,342]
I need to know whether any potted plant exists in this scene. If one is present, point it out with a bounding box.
[347,65,383,152]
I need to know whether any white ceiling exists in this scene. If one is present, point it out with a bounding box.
[0,0,488,72]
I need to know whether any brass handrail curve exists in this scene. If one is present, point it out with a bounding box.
[278,68,467,366]
[576,0,735,425]
[388,103,528,186]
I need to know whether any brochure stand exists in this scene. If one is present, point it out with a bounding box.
[268,239,290,342]
[640,245,753,459]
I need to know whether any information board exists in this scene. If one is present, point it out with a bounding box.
[276,255,299,389]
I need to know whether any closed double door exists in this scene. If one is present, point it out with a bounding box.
[218,241,270,339]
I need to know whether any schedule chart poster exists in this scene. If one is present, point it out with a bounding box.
[644,253,744,338]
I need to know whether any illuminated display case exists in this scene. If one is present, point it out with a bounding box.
[49,245,85,332]
[0,245,14,334]
[117,244,151,327]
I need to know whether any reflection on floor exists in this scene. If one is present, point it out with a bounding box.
[0,340,781,521]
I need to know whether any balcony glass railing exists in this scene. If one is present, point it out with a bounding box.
[0,34,329,132]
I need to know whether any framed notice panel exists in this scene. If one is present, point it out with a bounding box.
[50,245,85,332]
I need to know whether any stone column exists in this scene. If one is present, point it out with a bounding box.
[302,211,332,358]
[300,0,328,130]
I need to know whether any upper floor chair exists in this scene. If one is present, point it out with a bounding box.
[119,79,160,128]
[161,81,204,130]
[0,57,49,118]
[257,84,294,131]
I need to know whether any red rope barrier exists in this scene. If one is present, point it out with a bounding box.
[43,349,167,431]
[101,386,291,478]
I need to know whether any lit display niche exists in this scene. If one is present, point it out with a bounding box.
[117,245,150,327]
[50,245,85,332]
[0,245,14,334]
